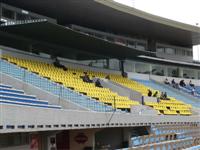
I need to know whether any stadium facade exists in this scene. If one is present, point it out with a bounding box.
[0,0,200,150]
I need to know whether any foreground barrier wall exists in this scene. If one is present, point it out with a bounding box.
[0,104,199,133]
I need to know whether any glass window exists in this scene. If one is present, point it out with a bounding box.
[16,13,30,20]
[135,63,150,74]
[127,41,135,48]
[30,16,38,20]
[136,43,146,50]
[186,51,192,56]
[2,8,15,19]
[157,47,165,53]
[183,69,195,79]
[106,36,114,42]
[168,67,178,77]
[151,65,164,76]
[165,48,175,55]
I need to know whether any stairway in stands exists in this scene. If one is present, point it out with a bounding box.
[0,83,60,109]
[134,79,200,108]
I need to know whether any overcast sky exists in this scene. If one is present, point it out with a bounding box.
[114,0,200,61]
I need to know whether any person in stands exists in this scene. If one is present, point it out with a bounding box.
[171,79,176,85]
[105,75,110,80]
[122,72,128,78]
[164,78,170,85]
[53,58,67,71]
[179,80,186,87]
[189,80,195,88]
[95,79,103,88]
[191,87,196,96]
[82,72,93,83]
[163,92,170,100]
[153,91,158,97]
[148,89,152,97]
[160,92,169,100]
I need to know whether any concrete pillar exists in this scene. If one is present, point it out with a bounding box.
[178,67,183,78]
[147,39,157,52]
[194,70,198,79]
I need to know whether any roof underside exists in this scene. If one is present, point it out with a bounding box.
[0,21,152,60]
[0,0,200,46]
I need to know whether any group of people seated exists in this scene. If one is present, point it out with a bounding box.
[147,89,169,100]
[53,58,67,71]
[164,78,196,96]
[164,78,195,88]
[80,72,111,88]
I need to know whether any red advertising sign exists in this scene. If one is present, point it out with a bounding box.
[30,135,39,150]
[74,133,88,144]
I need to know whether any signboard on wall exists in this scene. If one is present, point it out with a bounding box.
[74,133,88,144]
[30,135,39,150]
[48,136,57,150]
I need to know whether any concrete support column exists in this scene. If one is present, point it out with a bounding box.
[194,70,198,79]
[147,39,157,53]
[178,67,183,78]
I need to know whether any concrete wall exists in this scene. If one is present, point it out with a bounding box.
[128,72,150,80]
[0,46,52,64]
[150,75,200,86]
[0,103,199,134]
[127,72,200,86]
[0,47,121,75]
[100,79,142,102]
[0,145,29,150]
[156,52,193,63]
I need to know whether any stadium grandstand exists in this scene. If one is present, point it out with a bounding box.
[0,0,200,150]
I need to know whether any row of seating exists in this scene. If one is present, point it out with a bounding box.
[151,124,199,135]
[2,55,139,110]
[1,55,192,114]
[0,59,115,112]
[126,125,200,149]
[134,79,193,115]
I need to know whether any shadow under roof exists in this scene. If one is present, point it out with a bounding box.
[0,0,200,47]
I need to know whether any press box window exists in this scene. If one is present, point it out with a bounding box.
[16,13,30,20]
[2,8,15,19]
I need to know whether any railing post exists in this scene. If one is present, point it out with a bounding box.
[114,96,116,112]
[0,59,2,83]
[22,69,26,91]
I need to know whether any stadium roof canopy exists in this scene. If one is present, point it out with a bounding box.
[0,21,152,60]
[1,0,200,47]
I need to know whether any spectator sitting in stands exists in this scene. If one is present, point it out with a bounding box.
[191,87,196,96]
[82,73,93,83]
[171,79,180,89]
[95,79,103,88]
[163,92,170,100]
[179,80,186,87]
[189,80,195,88]
[122,72,128,78]
[171,79,176,85]
[153,91,158,97]
[147,89,152,97]
[160,92,165,100]
[53,58,67,71]
[164,78,170,85]
[105,75,110,80]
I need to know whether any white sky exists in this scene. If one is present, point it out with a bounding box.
[114,0,200,61]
